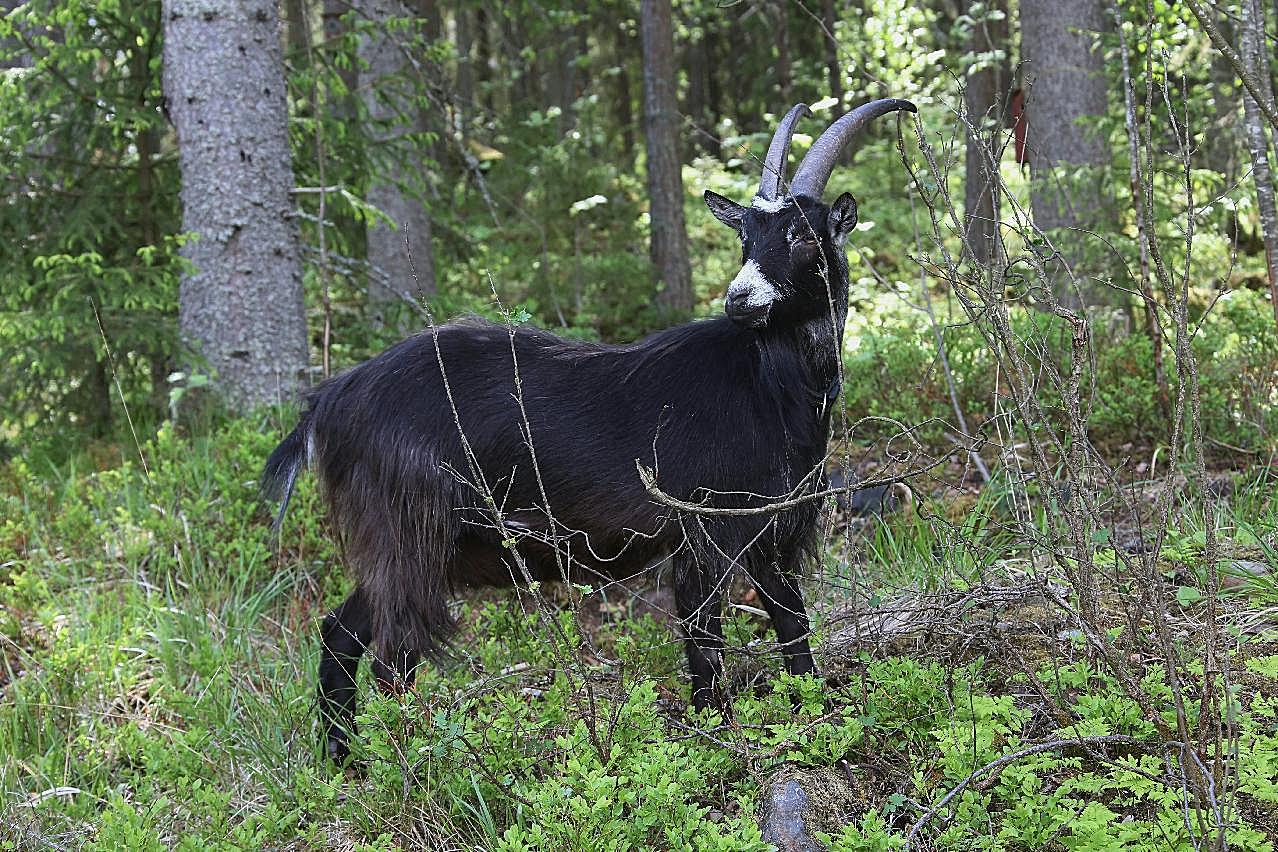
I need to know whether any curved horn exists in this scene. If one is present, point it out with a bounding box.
[790,98,917,200]
[757,103,809,200]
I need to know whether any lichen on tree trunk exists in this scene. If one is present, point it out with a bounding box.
[1020,0,1113,308]
[163,0,310,408]
[360,0,436,328]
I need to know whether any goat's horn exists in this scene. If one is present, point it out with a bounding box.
[757,103,809,201]
[789,98,917,200]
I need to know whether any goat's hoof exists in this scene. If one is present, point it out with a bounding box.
[325,734,352,766]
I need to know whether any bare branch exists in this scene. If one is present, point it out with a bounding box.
[1185,0,1278,134]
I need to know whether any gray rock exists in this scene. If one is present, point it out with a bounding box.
[1226,560,1272,577]
[759,779,823,852]
[1222,560,1274,590]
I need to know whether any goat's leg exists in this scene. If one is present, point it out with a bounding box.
[369,646,420,694]
[318,588,373,764]
[750,565,817,679]
[675,563,727,712]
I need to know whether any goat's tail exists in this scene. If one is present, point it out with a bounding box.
[261,413,312,530]
[262,400,458,667]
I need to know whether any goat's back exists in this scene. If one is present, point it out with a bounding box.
[296,316,830,657]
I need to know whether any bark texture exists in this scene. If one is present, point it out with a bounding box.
[322,0,357,120]
[284,0,310,53]
[1020,0,1112,304]
[549,18,584,135]
[640,0,693,313]
[773,0,791,102]
[455,3,475,118]
[678,13,722,157]
[475,4,493,113]
[360,0,436,324]
[614,26,636,166]
[1240,0,1278,320]
[683,20,711,156]
[163,0,309,408]
[962,0,1009,266]
[821,0,843,106]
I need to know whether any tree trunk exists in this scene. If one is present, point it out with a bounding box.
[640,0,693,314]
[415,0,441,41]
[1240,0,1278,325]
[456,3,475,119]
[821,0,843,106]
[552,18,584,136]
[614,26,636,167]
[1020,0,1112,306]
[774,0,791,102]
[704,22,722,145]
[163,0,309,408]
[322,0,357,119]
[284,0,311,55]
[683,16,709,156]
[407,0,447,184]
[88,355,113,438]
[962,0,1009,266]
[475,4,492,113]
[503,11,530,112]
[360,0,436,324]
[726,12,745,125]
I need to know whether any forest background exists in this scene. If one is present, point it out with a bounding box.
[4,0,1278,848]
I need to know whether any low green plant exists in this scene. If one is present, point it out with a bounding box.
[4,416,1278,848]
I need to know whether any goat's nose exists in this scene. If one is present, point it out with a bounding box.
[725,284,771,328]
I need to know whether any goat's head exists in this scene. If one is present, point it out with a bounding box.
[704,99,916,330]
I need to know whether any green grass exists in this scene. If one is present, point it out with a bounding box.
[2,417,1277,849]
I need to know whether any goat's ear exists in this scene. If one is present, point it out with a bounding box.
[704,190,746,230]
[828,192,858,246]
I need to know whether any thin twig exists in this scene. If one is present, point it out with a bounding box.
[635,451,941,518]
[1185,0,1278,134]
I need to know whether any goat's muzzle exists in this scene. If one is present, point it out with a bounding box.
[726,290,769,328]
[725,259,779,328]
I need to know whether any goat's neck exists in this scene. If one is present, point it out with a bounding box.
[799,309,846,382]
[759,311,845,396]
[753,315,844,485]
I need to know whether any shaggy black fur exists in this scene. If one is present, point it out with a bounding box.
[263,191,868,763]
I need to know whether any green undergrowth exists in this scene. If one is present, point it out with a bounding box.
[2,417,1277,849]
[840,286,1278,452]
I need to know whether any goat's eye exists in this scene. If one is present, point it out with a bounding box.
[790,233,818,251]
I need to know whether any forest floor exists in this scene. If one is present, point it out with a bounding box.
[2,415,1277,850]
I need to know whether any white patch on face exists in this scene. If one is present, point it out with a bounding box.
[750,196,789,213]
[727,259,780,309]
[304,424,316,466]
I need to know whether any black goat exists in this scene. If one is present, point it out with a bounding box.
[262,99,916,762]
